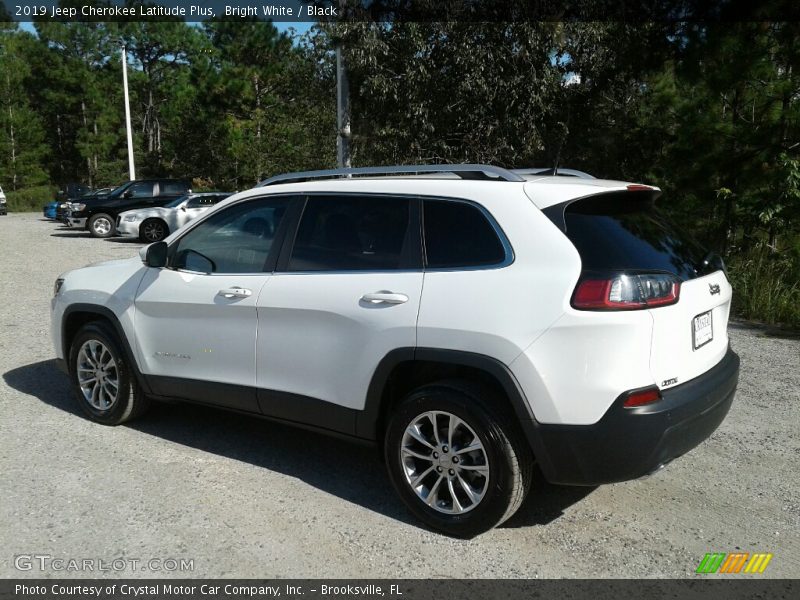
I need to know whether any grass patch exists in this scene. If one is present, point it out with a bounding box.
[727,245,800,328]
[5,185,58,212]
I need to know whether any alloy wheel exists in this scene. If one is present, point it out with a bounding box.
[400,410,490,514]
[142,221,166,242]
[76,339,120,410]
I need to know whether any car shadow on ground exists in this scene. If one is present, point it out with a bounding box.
[4,359,594,532]
[104,237,143,244]
[50,231,92,238]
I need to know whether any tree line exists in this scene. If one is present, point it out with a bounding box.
[0,19,798,323]
[0,18,335,193]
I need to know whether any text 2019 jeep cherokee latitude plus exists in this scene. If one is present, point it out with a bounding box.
[51,165,739,537]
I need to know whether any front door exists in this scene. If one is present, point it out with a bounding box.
[134,195,294,412]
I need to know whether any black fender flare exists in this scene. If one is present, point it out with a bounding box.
[356,347,555,475]
[61,303,153,395]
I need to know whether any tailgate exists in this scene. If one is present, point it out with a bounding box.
[649,271,732,390]
[560,189,732,391]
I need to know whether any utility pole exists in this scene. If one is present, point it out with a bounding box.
[335,42,351,169]
[121,43,136,181]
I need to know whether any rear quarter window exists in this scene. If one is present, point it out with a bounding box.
[423,199,507,269]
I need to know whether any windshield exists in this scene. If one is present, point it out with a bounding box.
[164,194,190,209]
[107,182,132,197]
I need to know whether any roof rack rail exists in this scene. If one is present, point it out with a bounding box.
[259,164,526,186]
[512,168,595,179]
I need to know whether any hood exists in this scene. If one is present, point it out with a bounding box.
[119,206,168,220]
[84,257,141,270]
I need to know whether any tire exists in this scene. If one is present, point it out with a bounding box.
[68,321,151,425]
[88,213,115,238]
[384,380,533,537]
[139,218,169,243]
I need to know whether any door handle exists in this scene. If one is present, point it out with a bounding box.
[360,291,409,305]
[218,287,252,299]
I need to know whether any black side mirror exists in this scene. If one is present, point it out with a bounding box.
[144,241,168,268]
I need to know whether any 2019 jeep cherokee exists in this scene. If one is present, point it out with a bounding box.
[50,165,739,537]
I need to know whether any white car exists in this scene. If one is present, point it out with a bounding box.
[116,192,230,242]
[0,185,6,215]
[50,165,739,537]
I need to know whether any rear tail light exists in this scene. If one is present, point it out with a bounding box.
[623,386,662,408]
[572,272,680,310]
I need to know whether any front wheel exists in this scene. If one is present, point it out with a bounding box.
[88,213,115,238]
[139,218,169,242]
[384,381,533,537]
[68,322,151,425]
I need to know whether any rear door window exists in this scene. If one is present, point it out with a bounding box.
[288,195,418,271]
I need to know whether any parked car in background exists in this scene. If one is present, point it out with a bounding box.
[44,183,92,222]
[116,192,231,242]
[68,179,191,238]
[44,201,59,219]
[56,187,115,223]
[58,183,91,202]
[0,186,6,215]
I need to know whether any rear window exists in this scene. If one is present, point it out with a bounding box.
[161,181,189,195]
[563,193,720,280]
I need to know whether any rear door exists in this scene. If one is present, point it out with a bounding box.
[254,193,423,429]
[562,191,731,391]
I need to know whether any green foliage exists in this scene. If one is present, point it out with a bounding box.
[0,32,49,190]
[0,20,334,192]
[727,244,800,327]
[0,20,797,325]
[5,185,57,212]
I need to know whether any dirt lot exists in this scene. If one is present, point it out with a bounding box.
[0,212,798,578]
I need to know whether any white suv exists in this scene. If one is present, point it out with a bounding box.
[50,165,739,537]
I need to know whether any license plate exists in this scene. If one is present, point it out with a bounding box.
[693,310,713,349]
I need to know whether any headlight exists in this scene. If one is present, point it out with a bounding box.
[72,203,86,211]
[53,278,65,297]
[0,198,6,204]
[123,215,139,222]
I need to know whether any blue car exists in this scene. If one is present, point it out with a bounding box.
[43,201,58,219]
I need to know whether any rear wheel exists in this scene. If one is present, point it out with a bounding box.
[88,213,115,238]
[68,322,150,425]
[384,381,533,537]
[139,218,169,243]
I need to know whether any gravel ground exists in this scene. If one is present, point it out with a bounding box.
[0,213,798,579]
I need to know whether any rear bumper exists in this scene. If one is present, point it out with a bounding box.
[529,347,739,485]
